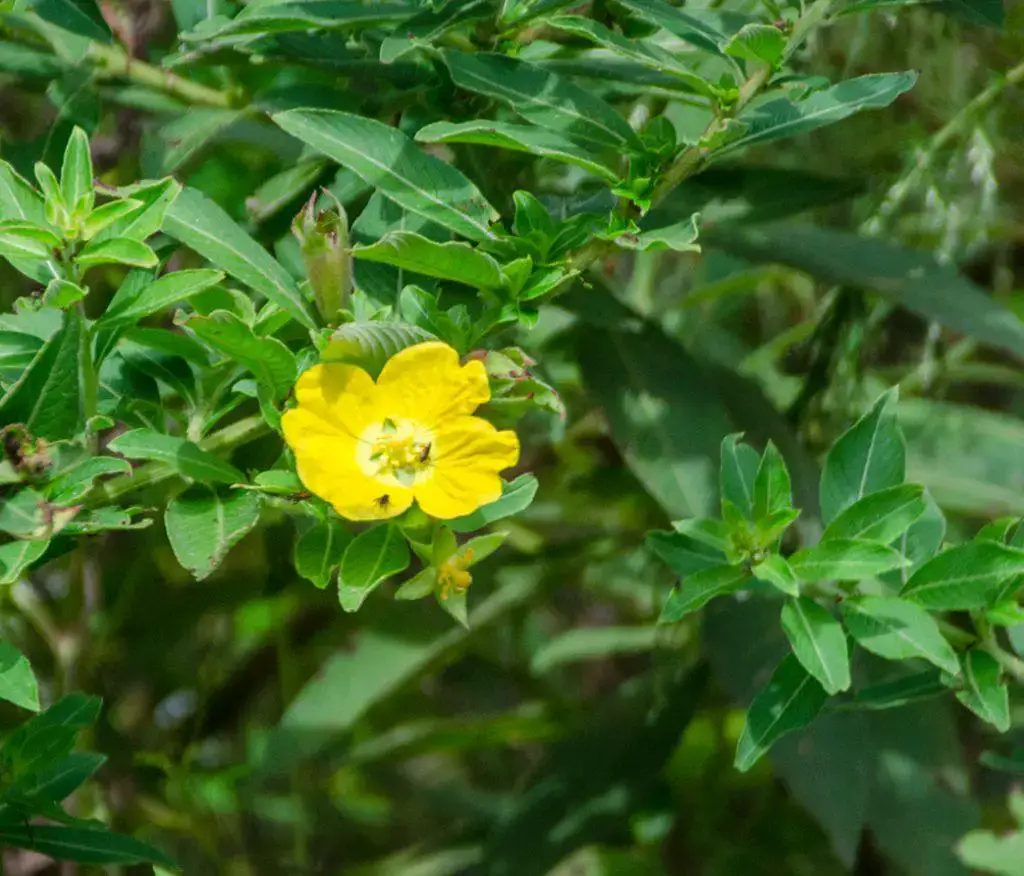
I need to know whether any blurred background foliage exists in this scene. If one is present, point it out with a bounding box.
[2,0,1024,874]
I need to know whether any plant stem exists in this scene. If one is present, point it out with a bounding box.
[975,615,1024,683]
[86,41,235,109]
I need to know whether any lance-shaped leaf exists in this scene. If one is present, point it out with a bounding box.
[901,542,1024,610]
[99,268,225,328]
[790,539,906,582]
[616,0,728,55]
[352,231,505,289]
[842,596,960,675]
[821,484,926,544]
[956,650,1010,732]
[780,597,850,694]
[659,564,750,622]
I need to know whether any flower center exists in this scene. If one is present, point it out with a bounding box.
[364,419,432,486]
[438,549,474,599]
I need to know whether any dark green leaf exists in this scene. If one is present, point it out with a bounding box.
[0,824,173,867]
[28,0,111,41]
[0,642,40,711]
[294,518,352,590]
[753,553,800,596]
[734,654,828,772]
[956,650,1010,732]
[616,0,727,55]
[659,564,750,622]
[753,441,792,520]
[842,596,960,675]
[530,626,666,674]
[720,433,760,518]
[851,670,948,711]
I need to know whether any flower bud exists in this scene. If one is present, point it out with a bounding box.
[292,190,351,325]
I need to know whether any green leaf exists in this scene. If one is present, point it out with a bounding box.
[956,650,1010,732]
[165,486,262,580]
[616,0,727,56]
[672,517,732,552]
[842,596,960,675]
[753,553,799,596]
[822,484,927,544]
[441,50,645,155]
[753,441,792,520]
[163,187,315,330]
[184,1,412,40]
[81,198,144,240]
[706,224,1024,360]
[182,310,297,400]
[780,597,849,694]
[734,654,828,772]
[0,313,81,440]
[76,237,157,269]
[59,127,93,219]
[321,321,437,378]
[294,518,352,590]
[338,523,411,612]
[0,539,49,585]
[725,23,786,66]
[546,15,714,95]
[617,214,702,253]
[108,429,245,485]
[900,542,1024,610]
[28,0,112,41]
[820,389,905,524]
[659,564,750,622]
[720,433,760,519]
[0,331,43,382]
[272,109,499,243]
[648,529,724,578]
[791,539,906,581]
[95,178,181,243]
[0,824,173,867]
[851,670,948,711]
[576,322,731,518]
[530,626,666,674]
[0,641,40,711]
[100,268,225,328]
[352,231,505,289]
[448,474,538,533]
[840,0,1005,29]
[958,828,1024,876]
[247,158,329,223]
[0,161,55,281]
[718,73,919,156]
[415,120,619,183]
[9,750,105,804]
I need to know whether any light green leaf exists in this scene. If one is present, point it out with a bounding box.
[294,518,352,590]
[76,237,157,269]
[0,824,174,867]
[822,484,927,544]
[0,160,56,281]
[415,120,619,183]
[60,126,93,218]
[100,268,225,328]
[546,15,714,95]
[753,553,800,596]
[81,198,144,240]
[442,50,645,155]
[820,388,905,524]
[956,650,1010,731]
[734,654,828,772]
[321,321,437,378]
[851,670,947,711]
[0,641,40,711]
[617,214,702,253]
[781,597,850,694]
[720,433,760,519]
[182,310,297,400]
[95,178,181,243]
[672,517,732,552]
[338,524,411,612]
[164,187,315,329]
[448,474,539,533]
[901,542,1024,610]
[706,224,1024,360]
[659,564,750,622]
[108,428,245,485]
[576,322,731,518]
[352,231,505,289]
[842,596,960,675]
[958,829,1024,876]
[531,626,666,674]
[165,486,261,580]
[46,455,132,504]
[753,440,792,520]
[0,539,49,585]
[718,73,919,156]
[272,109,499,243]
[791,539,905,581]
[725,23,786,67]
[0,314,81,440]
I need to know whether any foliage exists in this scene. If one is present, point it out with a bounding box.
[0,0,1022,872]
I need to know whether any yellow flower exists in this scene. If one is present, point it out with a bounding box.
[282,342,519,521]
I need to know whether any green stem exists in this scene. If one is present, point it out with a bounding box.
[975,616,1024,683]
[86,42,236,109]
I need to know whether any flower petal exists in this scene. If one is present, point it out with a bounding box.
[376,342,489,427]
[285,408,412,520]
[292,362,380,439]
[414,416,519,519]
